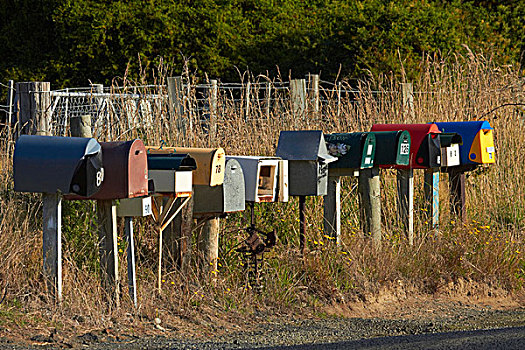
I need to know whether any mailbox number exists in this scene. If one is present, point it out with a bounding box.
[215,165,222,174]
[400,143,410,155]
[96,168,105,187]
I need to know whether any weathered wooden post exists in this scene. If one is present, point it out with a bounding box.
[424,169,440,230]
[323,176,341,243]
[209,79,218,145]
[15,81,51,136]
[401,82,414,120]
[290,79,307,124]
[449,168,466,223]
[197,217,220,272]
[245,81,251,120]
[167,76,186,137]
[310,74,320,118]
[265,82,272,118]
[358,168,382,245]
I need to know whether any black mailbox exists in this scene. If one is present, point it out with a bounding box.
[14,135,104,197]
[371,130,411,167]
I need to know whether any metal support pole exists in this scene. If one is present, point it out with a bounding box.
[124,217,137,308]
[299,196,306,254]
[397,169,414,245]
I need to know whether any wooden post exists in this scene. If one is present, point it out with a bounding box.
[245,81,251,120]
[70,114,92,138]
[290,79,306,123]
[124,217,137,308]
[358,168,382,245]
[197,217,220,272]
[323,176,341,244]
[401,82,414,120]
[167,76,186,137]
[397,169,414,245]
[164,196,194,272]
[16,82,51,136]
[449,167,467,223]
[42,193,62,302]
[7,80,14,131]
[209,79,218,145]
[424,169,440,231]
[265,82,271,118]
[299,196,306,254]
[97,200,119,305]
[337,82,342,118]
[310,74,320,118]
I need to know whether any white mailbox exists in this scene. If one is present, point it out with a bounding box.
[117,197,153,217]
[227,156,288,203]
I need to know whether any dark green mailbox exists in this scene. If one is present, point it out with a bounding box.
[371,130,411,167]
[325,132,376,176]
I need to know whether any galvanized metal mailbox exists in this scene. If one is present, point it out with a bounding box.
[147,153,197,195]
[227,156,288,203]
[66,139,149,200]
[275,130,337,196]
[435,121,495,165]
[193,158,246,215]
[370,130,411,167]
[147,146,225,186]
[371,124,442,169]
[325,132,376,175]
[117,196,153,217]
[13,135,104,197]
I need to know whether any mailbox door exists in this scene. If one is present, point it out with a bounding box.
[325,133,376,175]
[441,143,461,167]
[370,131,410,167]
[469,129,495,164]
[371,124,441,169]
[257,159,279,202]
[13,135,104,196]
[288,161,322,196]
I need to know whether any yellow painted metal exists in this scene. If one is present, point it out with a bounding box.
[468,129,496,164]
[147,146,226,186]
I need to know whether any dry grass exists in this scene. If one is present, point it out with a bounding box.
[0,50,524,341]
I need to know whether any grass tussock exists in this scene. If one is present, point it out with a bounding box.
[0,50,524,338]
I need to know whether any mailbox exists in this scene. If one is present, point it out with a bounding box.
[438,132,463,167]
[193,158,246,215]
[147,146,225,186]
[227,156,288,203]
[13,135,104,196]
[147,153,197,195]
[275,130,337,196]
[435,121,495,165]
[370,130,411,167]
[325,132,376,175]
[371,124,442,169]
[66,140,149,200]
[117,196,153,217]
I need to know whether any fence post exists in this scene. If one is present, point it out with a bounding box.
[16,81,51,136]
[323,176,341,244]
[209,79,218,145]
[167,76,186,137]
[310,74,320,118]
[7,80,14,131]
[245,81,251,120]
[401,82,414,120]
[358,168,382,245]
[290,79,306,124]
[397,169,414,245]
[337,82,342,118]
[266,82,272,118]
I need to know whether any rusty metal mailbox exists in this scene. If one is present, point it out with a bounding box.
[66,139,148,200]
[147,146,225,186]
[13,135,104,196]
[227,156,288,203]
[275,130,336,196]
[193,158,246,215]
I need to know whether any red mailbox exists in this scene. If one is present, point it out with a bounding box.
[371,123,442,169]
[66,139,149,200]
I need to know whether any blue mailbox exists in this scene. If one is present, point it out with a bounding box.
[434,121,495,165]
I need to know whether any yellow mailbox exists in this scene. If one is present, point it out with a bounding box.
[146,146,225,186]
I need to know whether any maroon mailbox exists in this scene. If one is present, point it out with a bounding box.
[371,123,442,169]
[66,139,148,200]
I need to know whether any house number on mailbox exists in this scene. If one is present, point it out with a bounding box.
[96,168,105,187]
[400,143,410,155]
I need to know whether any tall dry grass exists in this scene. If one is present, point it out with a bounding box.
[0,50,524,336]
